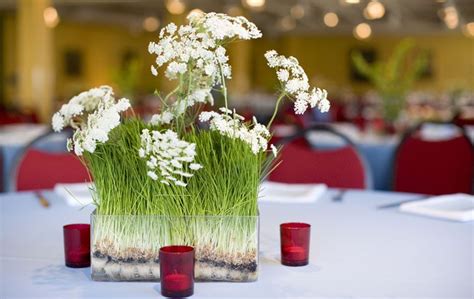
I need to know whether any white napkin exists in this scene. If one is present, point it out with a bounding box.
[54,182,94,207]
[400,193,474,222]
[259,181,327,203]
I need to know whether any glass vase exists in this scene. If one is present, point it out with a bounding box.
[90,211,259,282]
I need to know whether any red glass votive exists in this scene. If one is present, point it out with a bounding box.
[63,224,90,268]
[280,222,311,266]
[160,245,194,298]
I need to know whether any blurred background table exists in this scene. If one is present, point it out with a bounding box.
[0,124,65,192]
[1,189,472,298]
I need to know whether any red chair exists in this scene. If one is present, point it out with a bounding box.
[0,110,39,125]
[269,125,370,189]
[393,124,474,195]
[10,131,91,191]
[453,115,474,127]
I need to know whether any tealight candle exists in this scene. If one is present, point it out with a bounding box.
[63,224,90,268]
[280,222,311,266]
[159,245,194,297]
[283,245,306,261]
[163,273,192,292]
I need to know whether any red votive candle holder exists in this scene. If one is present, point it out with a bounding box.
[63,224,90,268]
[280,222,311,266]
[160,245,194,298]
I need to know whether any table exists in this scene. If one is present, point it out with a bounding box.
[1,190,472,298]
[0,124,66,192]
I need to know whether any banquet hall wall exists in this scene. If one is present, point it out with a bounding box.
[1,13,473,121]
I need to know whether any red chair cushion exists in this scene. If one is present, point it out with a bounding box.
[394,135,473,195]
[16,149,91,191]
[269,140,366,189]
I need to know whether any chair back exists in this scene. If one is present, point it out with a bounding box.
[269,124,371,189]
[10,130,91,191]
[393,123,474,195]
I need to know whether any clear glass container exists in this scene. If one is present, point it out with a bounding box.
[90,211,259,282]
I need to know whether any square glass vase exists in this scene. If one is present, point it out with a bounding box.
[90,211,259,282]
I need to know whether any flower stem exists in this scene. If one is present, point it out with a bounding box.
[219,63,228,109]
[267,93,286,128]
[164,86,180,103]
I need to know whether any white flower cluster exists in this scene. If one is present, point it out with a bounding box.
[193,12,262,41]
[149,88,214,126]
[150,110,174,126]
[264,50,330,114]
[51,86,131,156]
[52,86,112,132]
[148,12,261,96]
[199,108,272,155]
[139,129,202,186]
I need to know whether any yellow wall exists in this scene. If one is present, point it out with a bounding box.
[2,13,17,105]
[281,34,474,95]
[53,21,160,101]
[2,16,474,111]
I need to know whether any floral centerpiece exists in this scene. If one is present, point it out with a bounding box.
[52,12,329,282]
[351,39,428,125]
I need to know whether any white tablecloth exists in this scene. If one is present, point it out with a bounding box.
[1,190,472,298]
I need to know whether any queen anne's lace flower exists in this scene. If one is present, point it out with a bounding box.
[265,50,330,115]
[51,86,130,156]
[199,109,272,155]
[150,111,174,126]
[148,12,261,123]
[149,13,260,83]
[139,129,202,186]
[149,88,214,126]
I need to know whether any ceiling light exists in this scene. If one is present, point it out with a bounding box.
[364,0,385,20]
[324,12,339,27]
[242,0,265,10]
[166,0,186,15]
[345,0,360,4]
[43,6,59,28]
[227,5,243,16]
[143,17,160,32]
[353,23,372,39]
[463,22,474,37]
[279,16,296,31]
[290,4,305,19]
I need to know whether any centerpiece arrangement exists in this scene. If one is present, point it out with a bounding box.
[52,12,329,282]
[351,39,427,126]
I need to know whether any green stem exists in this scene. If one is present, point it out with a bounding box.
[267,93,286,128]
[164,86,180,103]
[219,63,228,109]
